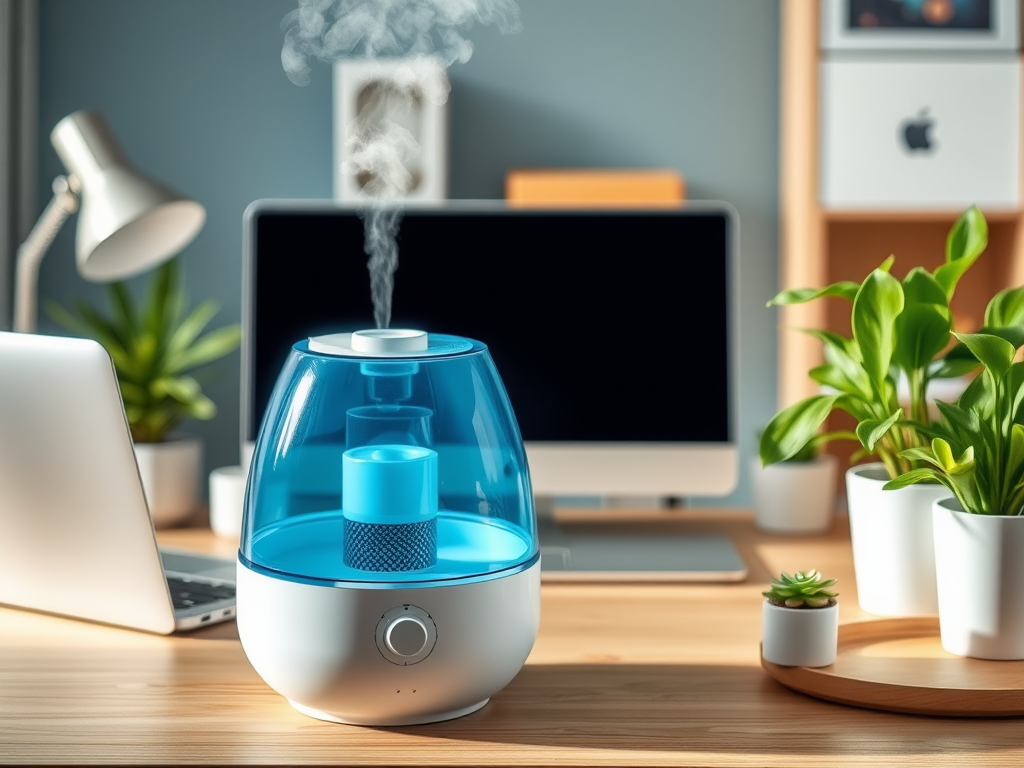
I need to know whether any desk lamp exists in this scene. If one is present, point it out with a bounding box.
[13,110,205,332]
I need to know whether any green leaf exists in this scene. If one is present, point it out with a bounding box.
[759,395,841,466]
[976,325,1024,351]
[1006,424,1024,488]
[1009,362,1024,422]
[934,400,981,440]
[958,368,994,416]
[143,259,177,346]
[953,332,1015,381]
[892,303,952,373]
[932,439,974,475]
[883,467,952,491]
[935,205,988,298]
[165,325,241,374]
[150,376,202,404]
[902,267,948,307]
[181,394,216,420]
[897,446,943,467]
[800,328,858,356]
[930,357,981,379]
[767,281,859,307]
[985,285,1024,329]
[167,300,219,356]
[855,409,903,452]
[801,329,870,395]
[107,281,138,349]
[853,268,904,395]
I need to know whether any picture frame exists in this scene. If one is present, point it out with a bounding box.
[821,0,1019,52]
[332,58,449,202]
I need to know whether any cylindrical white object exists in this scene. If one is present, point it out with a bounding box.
[351,328,428,354]
[236,560,540,725]
[134,435,202,528]
[761,601,838,667]
[752,454,837,534]
[209,465,247,539]
[933,498,1024,660]
[846,464,951,617]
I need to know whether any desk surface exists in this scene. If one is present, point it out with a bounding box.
[3,510,1022,766]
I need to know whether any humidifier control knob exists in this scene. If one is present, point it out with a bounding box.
[375,605,437,665]
[385,616,428,657]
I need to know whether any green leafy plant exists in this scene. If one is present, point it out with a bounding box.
[47,257,241,444]
[763,569,838,609]
[756,428,820,463]
[760,205,989,480]
[884,285,1024,515]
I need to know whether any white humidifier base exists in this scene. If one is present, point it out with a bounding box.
[289,698,489,726]
[237,558,540,726]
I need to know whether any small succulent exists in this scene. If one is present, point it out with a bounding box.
[763,569,838,609]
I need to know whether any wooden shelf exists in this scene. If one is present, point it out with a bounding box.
[822,209,1023,223]
[778,1,1024,411]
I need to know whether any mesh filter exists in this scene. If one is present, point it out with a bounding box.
[343,518,437,572]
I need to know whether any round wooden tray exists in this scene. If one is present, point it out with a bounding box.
[761,617,1024,717]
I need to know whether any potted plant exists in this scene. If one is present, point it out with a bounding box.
[761,569,839,667]
[885,290,1024,659]
[48,257,241,528]
[751,431,842,534]
[760,206,987,617]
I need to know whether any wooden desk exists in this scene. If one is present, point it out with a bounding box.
[3,510,1022,766]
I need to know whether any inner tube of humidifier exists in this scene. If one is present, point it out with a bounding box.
[342,444,438,572]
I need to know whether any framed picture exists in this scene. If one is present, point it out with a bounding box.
[821,0,1019,51]
[333,58,449,202]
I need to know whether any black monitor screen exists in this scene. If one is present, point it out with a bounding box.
[244,203,734,446]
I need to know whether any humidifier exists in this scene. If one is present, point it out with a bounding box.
[236,329,540,726]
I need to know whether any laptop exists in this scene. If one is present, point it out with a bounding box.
[0,331,236,633]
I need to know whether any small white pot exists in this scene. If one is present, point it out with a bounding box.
[933,497,1024,660]
[134,435,203,528]
[752,454,837,534]
[209,465,247,539]
[761,601,838,667]
[846,463,951,617]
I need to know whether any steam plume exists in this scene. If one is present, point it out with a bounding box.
[281,0,522,328]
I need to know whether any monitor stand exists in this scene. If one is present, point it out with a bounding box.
[535,498,748,583]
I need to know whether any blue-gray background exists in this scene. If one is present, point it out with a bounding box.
[37,0,780,507]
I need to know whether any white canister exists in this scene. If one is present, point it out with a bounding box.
[761,601,839,667]
[752,454,837,534]
[932,497,1024,660]
[134,435,203,528]
[209,465,247,539]
[846,463,951,617]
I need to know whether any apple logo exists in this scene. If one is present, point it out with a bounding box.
[900,109,935,153]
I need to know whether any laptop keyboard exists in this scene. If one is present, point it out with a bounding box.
[167,576,236,609]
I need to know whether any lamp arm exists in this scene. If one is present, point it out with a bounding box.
[13,175,80,333]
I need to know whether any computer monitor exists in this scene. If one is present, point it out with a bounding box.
[241,200,738,503]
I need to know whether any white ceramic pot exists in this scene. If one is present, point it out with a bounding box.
[846,463,951,617]
[209,465,247,539]
[761,601,838,667]
[932,497,1024,660]
[752,454,837,534]
[134,435,203,528]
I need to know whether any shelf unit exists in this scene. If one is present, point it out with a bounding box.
[778,1,1024,478]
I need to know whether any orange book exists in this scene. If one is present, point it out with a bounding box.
[505,169,685,207]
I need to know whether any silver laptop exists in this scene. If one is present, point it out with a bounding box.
[0,331,236,633]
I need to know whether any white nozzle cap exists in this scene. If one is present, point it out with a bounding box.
[351,329,428,355]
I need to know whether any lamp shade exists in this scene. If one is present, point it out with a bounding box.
[50,110,205,281]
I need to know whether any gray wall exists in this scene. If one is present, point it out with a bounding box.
[37,0,779,507]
